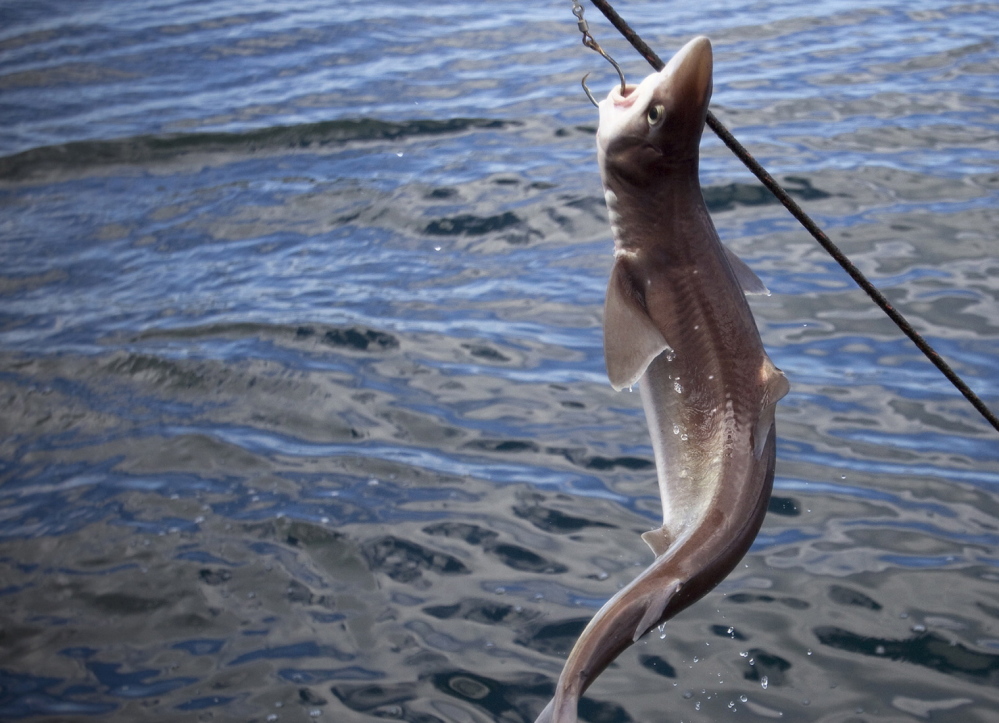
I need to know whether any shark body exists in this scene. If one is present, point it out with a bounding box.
[535,36,788,723]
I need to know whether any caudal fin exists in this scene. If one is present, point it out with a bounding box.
[534,698,555,723]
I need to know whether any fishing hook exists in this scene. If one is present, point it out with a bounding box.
[572,0,627,106]
[583,35,627,96]
[581,72,599,108]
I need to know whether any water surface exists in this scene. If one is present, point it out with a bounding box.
[2,1,998,721]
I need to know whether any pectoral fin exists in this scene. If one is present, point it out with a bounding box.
[634,580,683,642]
[604,259,672,391]
[723,245,769,296]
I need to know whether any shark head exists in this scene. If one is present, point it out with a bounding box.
[596,36,713,188]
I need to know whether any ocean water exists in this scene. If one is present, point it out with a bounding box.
[1,1,998,721]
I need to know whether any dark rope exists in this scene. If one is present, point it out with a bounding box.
[587,0,999,434]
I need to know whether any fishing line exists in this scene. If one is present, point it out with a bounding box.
[574,0,999,434]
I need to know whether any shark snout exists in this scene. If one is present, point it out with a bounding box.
[665,36,712,108]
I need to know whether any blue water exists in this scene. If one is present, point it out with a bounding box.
[2,1,998,721]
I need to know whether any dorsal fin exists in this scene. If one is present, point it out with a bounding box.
[641,526,672,557]
[604,258,672,391]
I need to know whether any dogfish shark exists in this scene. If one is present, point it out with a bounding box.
[535,37,788,723]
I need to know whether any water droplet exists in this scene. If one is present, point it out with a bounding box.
[739,651,748,658]
[875,645,885,655]
[673,424,680,435]
[760,675,768,690]
[806,648,812,655]
[680,433,688,441]
[739,695,748,703]
[673,381,683,394]
[683,690,694,699]
[694,702,701,711]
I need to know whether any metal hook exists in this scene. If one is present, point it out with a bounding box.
[581,72,599,108]
[570,0,626,106]
[583,36,627,97]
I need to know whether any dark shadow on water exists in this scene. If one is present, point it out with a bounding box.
[423,521,569,574]
[518,618,590,656]
[828,584,882,611]
[422,598,541,626]
[767,495,801,516]
[361,536,470,585]
[740,648,792,686]
[0,668,118,718]
[432,670,551,722]
[701,176,831,212]
[330,681,416,713]
[639,654,677,678]
[425,211,521,236]
[513,501,616,534]
[318,326,399,352]
[727,592,810,609]
[0,118,514,181]
[710,623,748,641]
[815,627,999,683]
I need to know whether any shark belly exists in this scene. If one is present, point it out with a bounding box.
[637,250,773,543]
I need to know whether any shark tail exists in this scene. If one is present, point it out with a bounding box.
[534,699,555,723]
[535,692,579,723]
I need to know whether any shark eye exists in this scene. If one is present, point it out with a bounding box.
[647,104,665,125]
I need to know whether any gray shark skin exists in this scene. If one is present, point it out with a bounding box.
[535,37,788,723]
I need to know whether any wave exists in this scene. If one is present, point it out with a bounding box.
[0,117,512,181]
